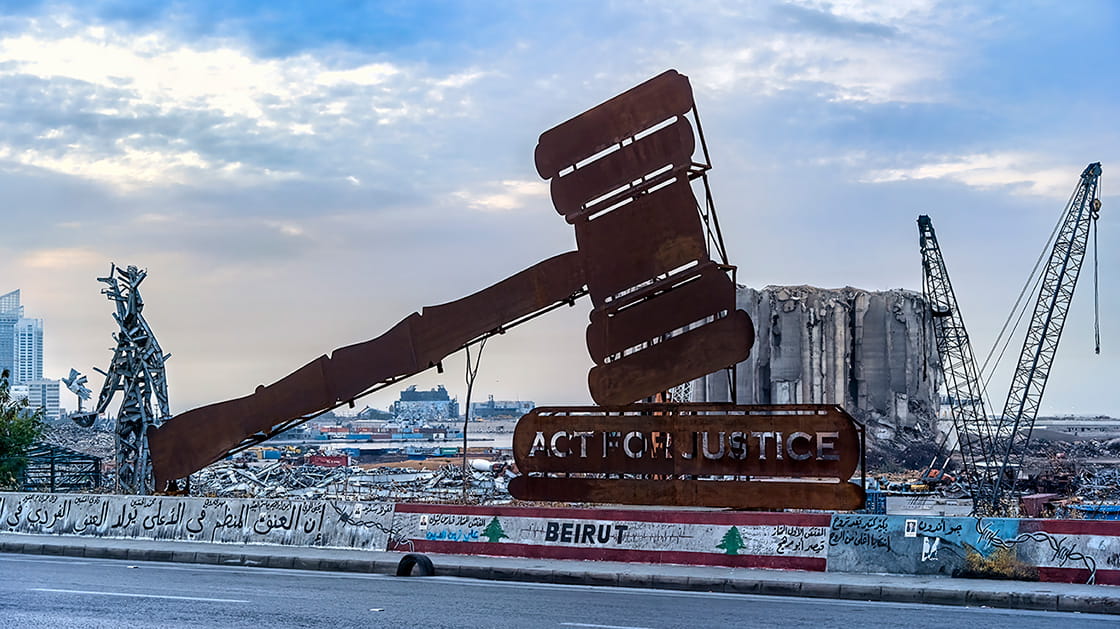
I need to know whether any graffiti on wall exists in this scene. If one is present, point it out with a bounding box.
[827,514,1019,577]
[391,507,830,569]
[0,492,392,550]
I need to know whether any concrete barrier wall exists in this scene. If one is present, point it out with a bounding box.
[826,514,1019,577]
[3,491,1119,585]
[1017,519,1120,585]
[392,504,831,570]
[0,492,392,551]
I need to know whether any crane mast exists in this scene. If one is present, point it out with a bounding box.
[918,215,998,510]
[994,162,1102,508]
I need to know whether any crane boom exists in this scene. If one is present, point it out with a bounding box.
[918,215,998,509]
[994,162,1102,506]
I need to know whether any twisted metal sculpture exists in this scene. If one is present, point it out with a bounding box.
[72,264,171,494]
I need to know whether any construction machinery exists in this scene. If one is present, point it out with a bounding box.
[918,214,1000,507]
[920,162,1102,514]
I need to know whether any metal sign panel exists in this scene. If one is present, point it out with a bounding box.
[510,404,865,510]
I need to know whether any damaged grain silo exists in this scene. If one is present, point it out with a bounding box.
[691,285,944,467]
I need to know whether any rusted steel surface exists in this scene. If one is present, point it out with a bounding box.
[329,315,420,401]
[412,251,585,365]
[509,403,865,509]
[587,310,753,406]
[535,69,753,405]
[149,253,587,487]
[585,266,734,364]
[574,177,706,305]
[534,69,693,179]
[154,69,759,486]
[512,405,860,478]
[549,117,694,218]
[508,476,865,510]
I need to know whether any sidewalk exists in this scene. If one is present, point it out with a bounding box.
[3,532,1119,615]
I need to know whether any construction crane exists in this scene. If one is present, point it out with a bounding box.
[917,215,999,507]
[992,162,1102,509]
[919,162,1102,514]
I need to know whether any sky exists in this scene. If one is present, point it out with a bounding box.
[1,0,1117,417]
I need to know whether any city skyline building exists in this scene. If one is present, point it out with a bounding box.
[11,378,61,422]
[0,289,21,378]
[13,317,43,384]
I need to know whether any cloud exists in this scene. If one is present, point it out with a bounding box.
[862,153,1083,198]
[454,179,549,212]
[0,17,489,190]
[20,246,104,270]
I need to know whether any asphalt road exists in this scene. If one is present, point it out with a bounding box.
[0,553,1114,629]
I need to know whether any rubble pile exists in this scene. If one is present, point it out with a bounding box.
[1075,468,1120,502]
[42,424,114,460]
[189,461,511,503]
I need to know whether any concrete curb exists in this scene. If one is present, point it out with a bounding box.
[3,536,1119,615]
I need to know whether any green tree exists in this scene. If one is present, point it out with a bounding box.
[716,526,744,555]
[482,516,509,543]
[0,369,46,489]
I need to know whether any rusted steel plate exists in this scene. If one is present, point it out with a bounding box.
[328,315,420,402]
[588,310,753,405]
[549,117,694,220]
[150,396,251,487]
[150,355,334,487]
[508,476,865,510]
[151,252,589,486]
[575,177,706,306]
[534,69,693,179]
[586,266,735,364]
[411,251,586,366]
[513,405,860,479]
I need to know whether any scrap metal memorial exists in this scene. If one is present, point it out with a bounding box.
[87,70,866,510]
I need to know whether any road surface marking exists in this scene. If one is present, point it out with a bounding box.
[560,624,653,629]
[30,588,249,603]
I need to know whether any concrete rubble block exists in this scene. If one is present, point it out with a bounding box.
[513,568,550,583]
[965,589,1012,608]
[450,564,487,579]
[650,574,692,591]
[192,551,223,565]
[582,571,619,587]
[798,582,842,599]
[724,579,762,595]
[265,555,295,570]
[318,558,352,572]
[758,581,802,597]
[16,542,45,555]
[878,585,926,604]
[488,565,523,582]
[171,551,197,564]
[370,558,401,575]
[616,573,656,589]
[100,546,129,560]
[341,558,374,572]
[838,583,881,601]
[685,576,726,592]
[1005,591,1058,611]
[41,544,68,556]
[140,548,174,563]
[218,552,247,565]
[292,556,322,571]
[919,588,968,607]
[1057,595,1120,615]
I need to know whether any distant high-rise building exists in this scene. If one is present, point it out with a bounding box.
[1,290,46,385]
[13,317,43,384]
[0,289,21,378]
[9,378,62,422]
